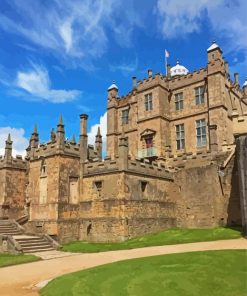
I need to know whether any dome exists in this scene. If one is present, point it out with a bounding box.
[243,78,247,88]
[108,81,118,91]
[170,60,189,77]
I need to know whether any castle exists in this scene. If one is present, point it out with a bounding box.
[1,42,247,243]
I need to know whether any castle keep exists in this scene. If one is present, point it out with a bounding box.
[1,42,247,243]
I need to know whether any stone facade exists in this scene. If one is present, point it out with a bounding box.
[0,42,247,242]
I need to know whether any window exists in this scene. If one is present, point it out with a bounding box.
[145,93,153,111]
[196,119,207,147]
[176,124,185,150]
[121,109,129,125]
[175,93,183,110]
[141,181,147,193]
[195,86,205,105]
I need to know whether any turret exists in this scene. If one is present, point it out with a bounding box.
[107,81,118,101]
[56,116,65,150]
[207,41,223,63]
[79,114,88,164]
[4,133,12,162]
[95,126,102,161]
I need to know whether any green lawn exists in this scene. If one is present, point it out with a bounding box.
[41,250,247,296]
[62,227,242,253]
[0,253,40,267]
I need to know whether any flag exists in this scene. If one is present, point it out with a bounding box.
[165,49,169,58]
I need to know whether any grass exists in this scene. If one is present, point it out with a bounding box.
[41,250,247,296]
[61,227,242,253]
[0,253,40,268]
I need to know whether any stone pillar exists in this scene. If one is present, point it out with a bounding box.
[79,114,88,165]
[236,136,247,237]
[209,124,218,152]
[95,127,102,161]
[118,132,128,170]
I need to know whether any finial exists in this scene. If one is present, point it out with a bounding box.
[33,124,38,134]
[7,133,11,142]
[59,115,63,125]
[71,134,76,143]
[176,59,180,65]
[97,126,101,136]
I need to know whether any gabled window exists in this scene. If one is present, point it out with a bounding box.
[176,124,185,150]
[145,93,153,111]
[121,109,129,125]
[195,86,205,105]
[196,119,207,147]
[175,93,183,111]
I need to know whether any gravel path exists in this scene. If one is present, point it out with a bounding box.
[0,238,246,296]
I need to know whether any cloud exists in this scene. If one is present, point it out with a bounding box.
[0,127,28,157]
[110,57,138,75]
[15,64,81,103]
[0,0,145,69]
[88,112,107,155]
[156,0,247,54]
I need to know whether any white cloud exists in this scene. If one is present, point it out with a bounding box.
[88,112,107,155]
[0,127,28,157]
[16,64,81,103]
[110,57,138,75]
[0,0,144,68]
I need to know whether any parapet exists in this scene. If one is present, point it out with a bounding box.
[83,156,173,180]
[0,155,27,170]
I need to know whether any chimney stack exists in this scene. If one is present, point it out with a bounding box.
[79,114,88,165]
[167,64,171,78]
[132,76,137,89]
[234,73,239,85]
[148,69,153,77]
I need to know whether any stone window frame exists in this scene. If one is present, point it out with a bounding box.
[195,86,205,105]
[121,109,129,125]
[144,93,153,111]
[175,123,185,150]
[94,180,103,191]
[196,119,207,147]
[175,92,183,111]
[140,180,148,193]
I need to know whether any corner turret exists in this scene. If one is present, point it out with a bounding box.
[95,126,102,161]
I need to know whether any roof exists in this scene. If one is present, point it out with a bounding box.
[108,82,118,91]
[170,60,189,77]
[207,41,221,52]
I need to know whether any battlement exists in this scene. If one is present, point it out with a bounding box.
[29,140,80,159]
[137,73,169,92]
[0,155,27,170]
[83,156,173,180]
[169,67,207,90]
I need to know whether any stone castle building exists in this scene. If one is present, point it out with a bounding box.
[1,42,247,243]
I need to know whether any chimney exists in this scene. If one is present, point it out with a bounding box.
[132,76,137,90]
[234,73,239,85]
[148,69,153,77]
[225,62,229,77]
[79,114,88,164]
[167,64,171,78]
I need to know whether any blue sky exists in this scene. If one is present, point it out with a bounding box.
[0,0,246,156]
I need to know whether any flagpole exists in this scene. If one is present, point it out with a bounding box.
[165,54,167,76]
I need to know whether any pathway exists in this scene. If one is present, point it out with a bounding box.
[0,238,246,296]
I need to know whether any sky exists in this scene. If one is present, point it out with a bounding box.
[0,0,246,156]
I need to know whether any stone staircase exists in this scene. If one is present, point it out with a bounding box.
[13,235,55,253]
[0,221,22,235]
[0,220,58,253]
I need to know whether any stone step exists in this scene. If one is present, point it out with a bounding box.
[18,241,50,247]
[21,245,54,252]
[23,247,55,253]
[16,238,48,243]
[0,231,22,235]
